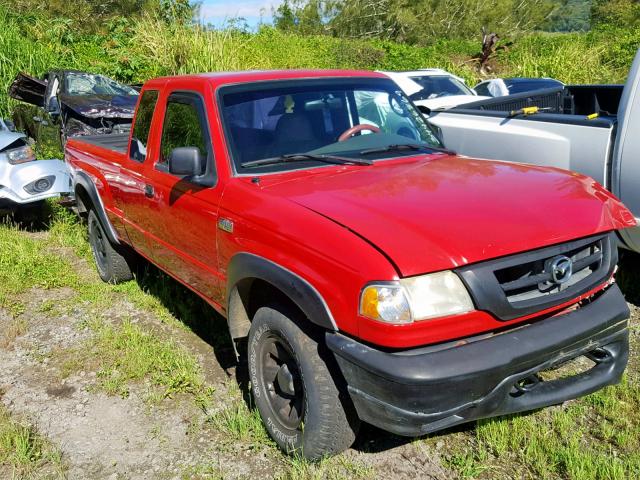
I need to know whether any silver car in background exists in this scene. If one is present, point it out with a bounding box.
[0,119,71,211]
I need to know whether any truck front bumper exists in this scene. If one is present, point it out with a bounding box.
[326,284,629,436]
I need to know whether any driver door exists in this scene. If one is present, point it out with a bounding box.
[141,85,224,302]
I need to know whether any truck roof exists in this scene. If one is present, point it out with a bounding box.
[144,69,388,88]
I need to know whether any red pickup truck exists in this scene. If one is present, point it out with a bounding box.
[65,70,635,459]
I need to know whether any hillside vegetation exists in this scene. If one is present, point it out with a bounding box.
[1,2,640,479]
[1,2,639,117]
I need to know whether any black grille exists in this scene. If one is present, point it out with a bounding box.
[457,233,616,321]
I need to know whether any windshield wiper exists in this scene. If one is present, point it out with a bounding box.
[359,144,456,156]
[241,153,373,169]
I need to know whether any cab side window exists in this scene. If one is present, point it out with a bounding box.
[129,90,159,162]
[158,92,209,176]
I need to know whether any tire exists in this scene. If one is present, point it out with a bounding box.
[87,210,133,284]
[248,304,359,460]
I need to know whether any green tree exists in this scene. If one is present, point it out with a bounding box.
[544,0,591,31]
[3,0,197,30]
[273,0,298,31]
[159,0,197,24]
[274,0,556,44]
[591,0,640,28]
[273,0,331,34]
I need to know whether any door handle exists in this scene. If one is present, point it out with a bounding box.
[144,184,154,198]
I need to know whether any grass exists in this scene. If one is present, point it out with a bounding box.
[277,453,375,480]
[0,221,79,295]
[180,462,225,480]
[209,400,270,444]
[0,317,28,349]
[0,405,66,478]
[207,382,270,445]
[0,205,228,475]
[88,318,214,404]
[1,205,218,408]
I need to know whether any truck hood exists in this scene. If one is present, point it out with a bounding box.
[262,154,635,277]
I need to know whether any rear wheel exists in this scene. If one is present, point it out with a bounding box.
[87,210,133,284]
[248,304,359,460]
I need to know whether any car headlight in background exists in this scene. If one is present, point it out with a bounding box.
[360,271,474,324]
[6,145,36,165]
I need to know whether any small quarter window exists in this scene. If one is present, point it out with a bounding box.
[129,90,158,162]
[474,83,491,97]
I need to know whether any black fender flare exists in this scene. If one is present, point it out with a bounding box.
[226,253,338,337]
[74,170,120,245]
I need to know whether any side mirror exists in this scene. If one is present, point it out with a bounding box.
[47,97,60,115]
[168,146,203,176]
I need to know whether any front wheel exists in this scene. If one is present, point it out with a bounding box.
[248,304,359,460]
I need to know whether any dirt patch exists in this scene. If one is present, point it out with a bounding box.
[45,385,76,399]
[0,285,280,479]
[0,232,455,479]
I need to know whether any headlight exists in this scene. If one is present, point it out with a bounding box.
[360,271,474,324]
[7,145,36,165]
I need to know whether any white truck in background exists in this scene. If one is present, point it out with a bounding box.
[428,49,640,252]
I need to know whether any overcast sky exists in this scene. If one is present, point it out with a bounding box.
[199,0,283,28]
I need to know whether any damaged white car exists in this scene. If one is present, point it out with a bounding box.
[381,69,490,114]
[0,119,72,211]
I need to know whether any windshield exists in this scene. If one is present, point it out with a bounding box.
[408,75,473,101]
[219,78,443,174]
[65,72,139,97]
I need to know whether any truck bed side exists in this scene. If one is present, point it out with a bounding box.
[428,102,616,187]
[65,135,130,244]
[427,82,628,188]
[72,133,130,154]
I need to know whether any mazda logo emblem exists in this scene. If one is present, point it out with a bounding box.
[550,255,573,284]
